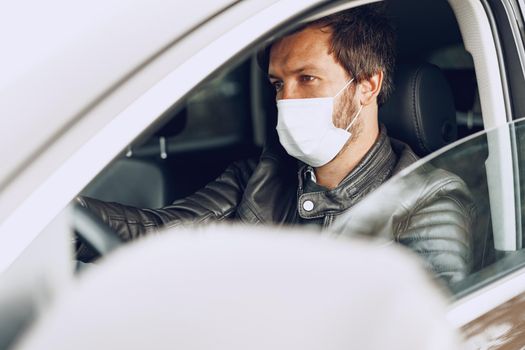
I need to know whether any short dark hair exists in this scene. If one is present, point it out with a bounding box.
[258,3,396,105]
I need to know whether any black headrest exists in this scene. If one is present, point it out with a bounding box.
[379,63,457,157]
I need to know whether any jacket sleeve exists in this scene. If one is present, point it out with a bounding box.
[77,158,258,242]
[393,172,475,284]
[330,166,475,285]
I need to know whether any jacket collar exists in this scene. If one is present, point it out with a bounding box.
[296,125,397,219]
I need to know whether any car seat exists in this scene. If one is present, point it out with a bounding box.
[379,63,458,155]
[80,109,188,208]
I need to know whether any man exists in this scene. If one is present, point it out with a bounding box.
[77,5,474,283]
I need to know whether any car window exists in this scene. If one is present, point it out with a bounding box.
[81,60,260,206]
[172,63,253,144]
[330,119,525,295]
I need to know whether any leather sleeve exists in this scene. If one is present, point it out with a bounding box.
[330,165,475,285]
[235,133,299,225]
[77,158,258,242]
[394,172,475,284]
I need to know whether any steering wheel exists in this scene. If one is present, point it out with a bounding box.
[73,203,124,264]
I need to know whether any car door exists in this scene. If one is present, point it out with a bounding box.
[446,0,525,348]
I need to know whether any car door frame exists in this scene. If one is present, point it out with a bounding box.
[448,0,525,332]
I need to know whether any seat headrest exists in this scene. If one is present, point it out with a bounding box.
[379,63,457,157]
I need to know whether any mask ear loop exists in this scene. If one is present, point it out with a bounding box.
[334,78,355,98]
[345,104,364,131]
[334,77,361,132]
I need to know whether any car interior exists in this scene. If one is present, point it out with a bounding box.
[81,0,492,274]
[83,0,482,202]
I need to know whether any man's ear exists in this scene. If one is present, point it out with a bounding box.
[358,71,383,106]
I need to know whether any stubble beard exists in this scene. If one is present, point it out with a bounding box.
[332,87,362,157]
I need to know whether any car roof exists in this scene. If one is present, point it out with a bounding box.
[0,0,235,190]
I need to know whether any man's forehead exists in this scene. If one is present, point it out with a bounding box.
[272,25,332,53]
[268,25,334,73]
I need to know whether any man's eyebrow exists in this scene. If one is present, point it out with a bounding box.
[268,65,321,80]
[291,65,320,74]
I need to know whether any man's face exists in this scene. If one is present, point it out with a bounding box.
[268,25,360,132]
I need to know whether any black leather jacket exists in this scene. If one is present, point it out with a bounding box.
[78,126,474,283]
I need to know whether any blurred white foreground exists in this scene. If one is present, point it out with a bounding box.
[15,224,462,349]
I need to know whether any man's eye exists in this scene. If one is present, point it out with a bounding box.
[300,75,316,83]
[272,81,283,91]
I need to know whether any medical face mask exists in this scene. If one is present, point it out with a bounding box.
[276,78,363,167]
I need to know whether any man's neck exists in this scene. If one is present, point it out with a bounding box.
[314,122,379,190]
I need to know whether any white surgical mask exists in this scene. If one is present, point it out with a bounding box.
[276,78,363,167]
